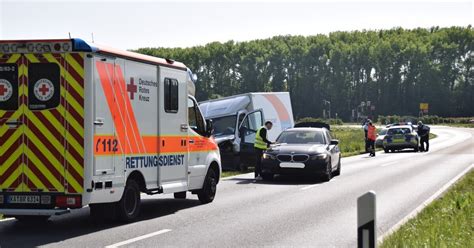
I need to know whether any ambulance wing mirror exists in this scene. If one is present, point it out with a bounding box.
[205,119,214,137]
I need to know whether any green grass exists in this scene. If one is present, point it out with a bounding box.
[441,123,474,128]
[331,127,368,157]
[222,169,252,178]
[381,169,474,248]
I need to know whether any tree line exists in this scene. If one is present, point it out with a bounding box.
[136,26,473,120]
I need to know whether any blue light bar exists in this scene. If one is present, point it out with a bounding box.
[72,38,98,52]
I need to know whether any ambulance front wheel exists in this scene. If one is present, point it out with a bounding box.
[116,179,141,222]
[197,167,217,204]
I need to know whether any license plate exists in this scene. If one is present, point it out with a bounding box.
[8,195,40,204]
[393,138,405,143]
[280,162,305,168]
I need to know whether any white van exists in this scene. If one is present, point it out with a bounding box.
[199,92,294,170]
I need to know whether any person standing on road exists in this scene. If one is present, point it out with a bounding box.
[363,119,369,153]
[367,121,377,157]
[417,121,430,152]
[254,121,274,179]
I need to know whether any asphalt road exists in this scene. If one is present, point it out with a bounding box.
[0,126,473,248]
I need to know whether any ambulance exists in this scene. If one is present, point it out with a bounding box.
[0,38,221,222]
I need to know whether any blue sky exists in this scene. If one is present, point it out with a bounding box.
[0,0,472,49]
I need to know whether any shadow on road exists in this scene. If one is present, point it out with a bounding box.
[227,174,326,185]
[0,198,201,248]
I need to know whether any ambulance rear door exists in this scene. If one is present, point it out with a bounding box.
[0,51,85,195]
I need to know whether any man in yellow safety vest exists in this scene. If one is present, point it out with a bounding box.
[254,121,274,179]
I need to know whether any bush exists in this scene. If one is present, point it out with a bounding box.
[377,115,474,125]
[297,117,343,125]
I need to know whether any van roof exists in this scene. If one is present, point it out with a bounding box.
[0,38,187,70]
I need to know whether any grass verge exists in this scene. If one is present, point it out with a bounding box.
[381,169,474,247]
[222,169,252,178]
[441,123,474,128]
[331,127,367,157]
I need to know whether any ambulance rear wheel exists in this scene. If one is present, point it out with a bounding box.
[116,180,141,222]
[198,168,217,204]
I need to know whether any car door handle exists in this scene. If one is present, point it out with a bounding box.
[94,119,104,126]
[180,124,188,132]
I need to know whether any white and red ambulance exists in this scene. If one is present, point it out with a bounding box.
[0,38,221,222]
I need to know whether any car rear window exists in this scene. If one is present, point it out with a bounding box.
[387,128,411,135]
[277,130,325,144]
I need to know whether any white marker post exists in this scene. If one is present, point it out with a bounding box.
[357,191,376,248]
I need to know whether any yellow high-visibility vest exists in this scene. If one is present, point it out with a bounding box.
[254,127,268,149]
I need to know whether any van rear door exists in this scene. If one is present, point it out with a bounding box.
[239,109,264,166]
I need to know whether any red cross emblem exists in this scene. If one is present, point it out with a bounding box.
[127,77,137,100]
[39,84,50,95]
[0,79,13,102]
[33,78,54,101]
[0,84,7,96]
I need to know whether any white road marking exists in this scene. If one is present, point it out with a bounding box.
[301,184,319,190]
[301,178,337,190]
[378,164,474,243]
[380,161,398,167]
[105,229,172,248]
[0,218,14,223]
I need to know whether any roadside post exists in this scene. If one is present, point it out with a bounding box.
[357,191,377,248]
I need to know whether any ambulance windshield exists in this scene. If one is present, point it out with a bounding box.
[211,115,237,137]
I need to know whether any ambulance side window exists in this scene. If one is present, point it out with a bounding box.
[164,78,179,113]
[188,97,205,135]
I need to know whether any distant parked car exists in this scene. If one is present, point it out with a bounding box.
[261,127,341,181]
[375,128,388,148]
[383,125,420,153]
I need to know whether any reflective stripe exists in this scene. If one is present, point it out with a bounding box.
[254,127,267,149]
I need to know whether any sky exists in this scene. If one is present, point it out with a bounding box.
[0,0,472,50]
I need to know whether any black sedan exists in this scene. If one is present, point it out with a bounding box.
[261,127,341,181]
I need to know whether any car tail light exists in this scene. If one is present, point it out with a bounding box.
[55,195,82,208]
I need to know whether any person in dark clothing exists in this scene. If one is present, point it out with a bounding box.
[417,121,430,152]
[363,119,370,153]
[254,121,273,179]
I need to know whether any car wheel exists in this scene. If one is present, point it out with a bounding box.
[321,161,332,182]
[333,158,341,176]
[384,148,389,153]
[116,180,141,222]
[414,143,420,152]
[174,191,187,199]
[198,167,217,204]
[261,173,274,181]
